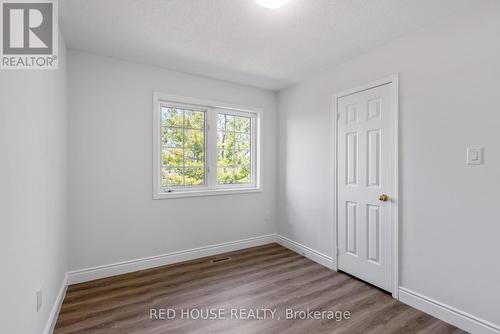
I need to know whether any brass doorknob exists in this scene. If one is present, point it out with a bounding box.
[379,194,389,202]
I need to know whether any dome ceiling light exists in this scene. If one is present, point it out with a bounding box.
[256,0,290,9]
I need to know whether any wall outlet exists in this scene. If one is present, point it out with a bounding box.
[36,287,43,312]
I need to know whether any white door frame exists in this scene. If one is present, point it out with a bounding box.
[332,74,399,299]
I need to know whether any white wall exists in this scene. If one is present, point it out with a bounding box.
[278,1,500,329]
[67,50,277,271]
[0,34,68,334]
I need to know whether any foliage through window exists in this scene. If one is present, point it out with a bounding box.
[217,113,252,185]
[160,106,206,189]
[155,96,260,198]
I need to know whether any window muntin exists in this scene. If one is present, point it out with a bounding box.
[160,105,206,190]
[216,113,252,185]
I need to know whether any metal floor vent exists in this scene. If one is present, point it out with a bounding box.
[210,256,231,263]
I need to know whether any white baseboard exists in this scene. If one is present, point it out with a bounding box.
[67,234,277,285]
[276,235,335,269]
[66,234,336,285]
[43,274,68,334]
[399,287,500,334]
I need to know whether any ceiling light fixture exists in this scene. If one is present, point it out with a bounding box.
[256,0,290,9]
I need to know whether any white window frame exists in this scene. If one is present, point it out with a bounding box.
[153,92,262,199]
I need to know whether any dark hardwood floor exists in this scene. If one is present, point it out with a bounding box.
[54,243,466,334]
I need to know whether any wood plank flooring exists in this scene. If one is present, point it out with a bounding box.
[54,243,466,334]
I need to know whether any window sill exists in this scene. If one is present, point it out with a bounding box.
[153,187,262,199]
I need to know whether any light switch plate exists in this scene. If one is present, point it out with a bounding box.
[466,147,483,165]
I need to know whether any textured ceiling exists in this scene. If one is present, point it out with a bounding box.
[61,0,479,90]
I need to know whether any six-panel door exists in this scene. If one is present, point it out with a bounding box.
[337,83,394,292]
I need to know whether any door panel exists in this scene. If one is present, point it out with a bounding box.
[346,132,358,185]
[346,201,358,255]
[367,204,381,263]
[337,83,394,292]
[367,130,380,187]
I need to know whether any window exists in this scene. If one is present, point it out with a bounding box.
[217,112,252,185]
[153,93,261,199]
[160,106,207,187]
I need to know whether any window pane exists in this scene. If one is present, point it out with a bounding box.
[161,127,184,147]
[218,149,236,166]
[185,149,205,167]
[235,133,251,150]
[225,115,236,131]
[234,116,251,133]
[217,131,235,151]
[216,112,253,185]
[235,165,251,184]
[158,107,255,191]
[162,168,184,187]
[235,150,250,165]
[159,105,206,189]
[217,167,235,184]
[217,114,226,131]
[184,168,205,185]
[162,148,183,167]
[161,107,183,127]
[185,129,205,150]
[217,149,226,166]
[184,110,205,129]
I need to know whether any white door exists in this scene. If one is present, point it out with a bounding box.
[337,83,395,292]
